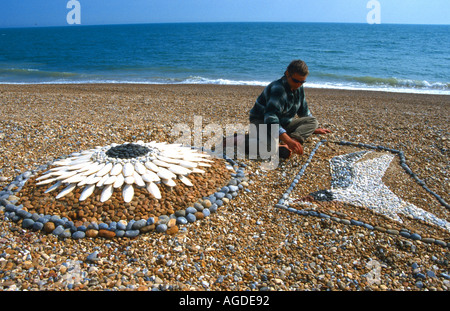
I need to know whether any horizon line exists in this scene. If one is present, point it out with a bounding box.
[1,20,449,30]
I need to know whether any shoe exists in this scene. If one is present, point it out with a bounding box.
[279,145,292,159]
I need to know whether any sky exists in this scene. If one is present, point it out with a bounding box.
[0,0,449,28]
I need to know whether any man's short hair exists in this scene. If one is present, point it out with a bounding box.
[287,60,309,76]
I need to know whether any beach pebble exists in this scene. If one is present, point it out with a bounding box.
[124,230,140,238]
[156,224,168,233]
[52,225,65,236]
[32,222,44,231]
[194,202,204,211]
[86,251,99,262]
[186,213,196,223]
[176,217,188,225]
[72,231,86,239]
[132,219,147,230]
[186,207,197,214]
[22,218,34,228]
[202,208,211,217]
[410,233,422,241]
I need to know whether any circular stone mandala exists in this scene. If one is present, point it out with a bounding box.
[34,141,214,203]
[9,141,241,238]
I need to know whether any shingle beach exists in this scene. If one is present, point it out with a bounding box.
[0,83,449,292]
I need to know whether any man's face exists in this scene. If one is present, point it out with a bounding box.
[287,72,307,91]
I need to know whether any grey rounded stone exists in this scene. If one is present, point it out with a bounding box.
[17,209,32,219]
[207,195,216,203]
[86,251,99,262]
[400,231,411,238]
[5,204,18,213]
[340,219,351,225]
[387,229,400,235]
[87,222,98,230]
[124,230,140,238]
[350,219,364,226]
[434,240,446,247]
[202,208,211,217]
[410,233,422,240]
[109,222,117,231]
[228,185,239,192]
[32,222,44,231]
[132,219,147,230]
[72,231,86,239]
[176,217,188,225]
[99,223,109,230]
[37,216,50,224]
[126,220,135,230]
[22,218,35,228]
[60,229,72,239]
[214,192,226,199]
[220,186,230,193]
[209,203,218,213]
[156,224,168,233]
[175,210,186,217]
[52,225,65,236]
[117,221,127,230]
[186,213,196,223]
[194,202,204,211]
[115,230,125,237]
[186,207,197,214]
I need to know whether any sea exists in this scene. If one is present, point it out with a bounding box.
[0,22,449,95]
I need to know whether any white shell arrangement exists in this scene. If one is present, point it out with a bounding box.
[35,141,214,203]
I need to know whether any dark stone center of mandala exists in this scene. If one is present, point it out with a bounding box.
[106,143,151,159]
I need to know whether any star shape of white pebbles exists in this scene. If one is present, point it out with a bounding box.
[35,141,214,203]
[329,151,450,232]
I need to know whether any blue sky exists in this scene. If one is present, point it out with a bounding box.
[0,0,449,28]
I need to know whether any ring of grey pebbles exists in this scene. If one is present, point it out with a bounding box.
[275,139,450,249]
[0,150,248,240]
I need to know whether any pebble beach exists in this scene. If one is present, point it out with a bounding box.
[0,83,449,293]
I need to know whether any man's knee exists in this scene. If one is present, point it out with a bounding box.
[310,116,319,130]
[289,116,318,142]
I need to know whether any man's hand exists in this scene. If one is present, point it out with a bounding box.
[286,138,303,155]
[314,128,332,135]
[280,133,303,155]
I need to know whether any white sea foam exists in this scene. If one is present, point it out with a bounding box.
[1,76,448,95]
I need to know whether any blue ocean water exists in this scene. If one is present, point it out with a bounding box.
[0,22,449,94]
